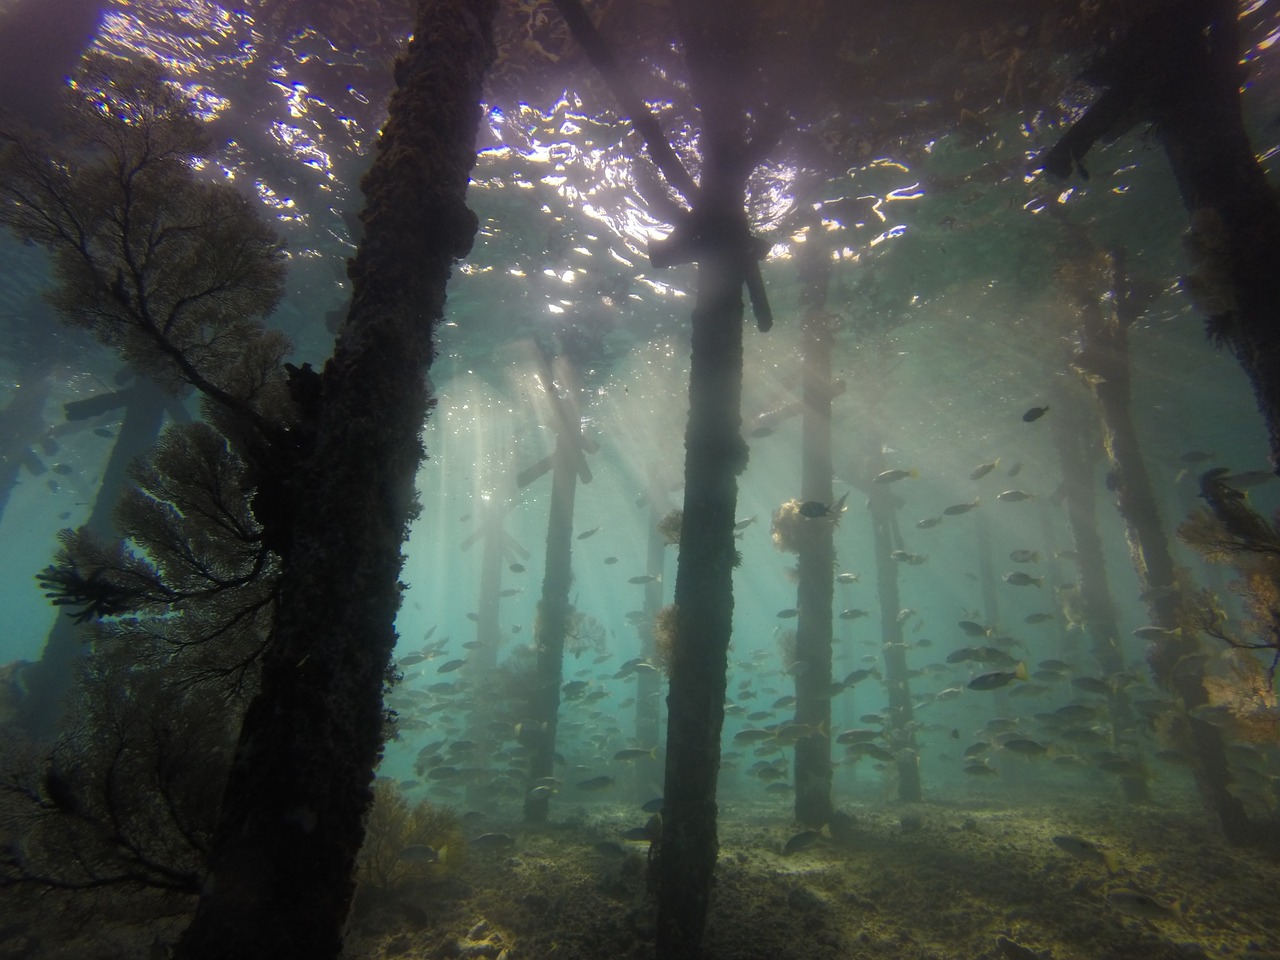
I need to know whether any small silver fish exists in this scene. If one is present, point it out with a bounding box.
[1133,625,1181,640]
[997,490,1034,502]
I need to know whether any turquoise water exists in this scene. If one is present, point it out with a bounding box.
[3,2,1280,958]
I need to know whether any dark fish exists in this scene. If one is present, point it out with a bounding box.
[1003,572,1043,587]
[967,663,1028,690]
[1106,889,1177,920]
[836,572,860,583]
[783,829,821,855]
[873,468,918,483]
[1009,549,1040,563]
[576,775,615,791]
[798,491,850,519]
[629,574,659,584]
[969,459,1000,480]
[509,563,526,573]
[577,526,601,540]
[93,427,114,438]
[1006,461,1022,477]
[1052,834,1116,871]
[1024,612,1055,624]
[846,742,895,762]
[775,722,825,742]
[603,556,619,565]
[437,659,467,673]
[842,667,880,686]
[397,844,443,864]
[1022,405,1049,422]
[776,608,799,619]
[839,608,869,620]
[958,620,991,637]
[916,516,942,529]
[641,797,665,813]
[499,588,521,597]
[1054,701,1095,727]
[942,499,980,515]
[51,463,73,476]
[613,747,657,762]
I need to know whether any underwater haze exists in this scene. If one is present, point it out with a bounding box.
[3,1,1280,959]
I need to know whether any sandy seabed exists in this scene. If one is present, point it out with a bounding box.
[5,790,1278,960]
[340,793,1280,960]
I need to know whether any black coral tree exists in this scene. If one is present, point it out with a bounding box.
[0,52,301,911]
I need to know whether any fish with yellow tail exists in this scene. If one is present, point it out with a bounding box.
[967,662,1029,690]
